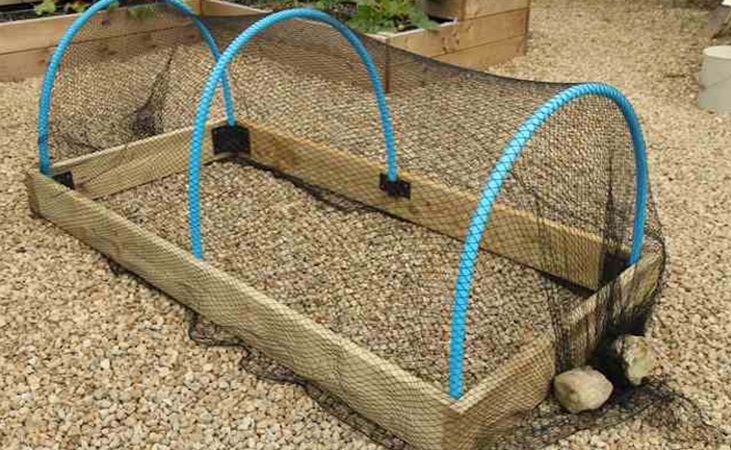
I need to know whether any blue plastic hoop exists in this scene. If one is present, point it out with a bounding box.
[37,0,236,175]
[447,83,649,399]
[188,8,399,260]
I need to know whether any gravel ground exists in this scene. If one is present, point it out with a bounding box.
[1,0,730,449]
[97,159,587,392]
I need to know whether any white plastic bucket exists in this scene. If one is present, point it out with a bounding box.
[698,45,731,113]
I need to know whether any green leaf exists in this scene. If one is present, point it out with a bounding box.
[411,10,439,30]
[65,1,89,13]
[347,0,435,33]
[127,4,156,20]
[34,0,57,16]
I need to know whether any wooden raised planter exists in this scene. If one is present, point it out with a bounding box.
[0,0,528,82]
[210,0,529,69]
[0,1,206,81]
[380,0,529,68]
[17,3,665,449]
[27,118,663,450]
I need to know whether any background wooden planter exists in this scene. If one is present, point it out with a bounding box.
[387,0,529,68]
[0,0,529,82]
[211,0,529,70]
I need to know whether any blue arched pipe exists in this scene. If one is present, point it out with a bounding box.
[37,0,236,175]
[188,8,399,259]
[447,83,649,399]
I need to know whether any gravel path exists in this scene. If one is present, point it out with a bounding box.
[1,0,730,449]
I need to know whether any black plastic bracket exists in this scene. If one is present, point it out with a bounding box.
[212,124,250,156]
[600,252,629,286]
[379,173,411,199]
[52,171,74,189]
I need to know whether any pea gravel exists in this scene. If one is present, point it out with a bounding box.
[97,159,587,393]
[1,1,730,450]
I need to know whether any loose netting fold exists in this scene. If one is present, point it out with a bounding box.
[34,2,718,449]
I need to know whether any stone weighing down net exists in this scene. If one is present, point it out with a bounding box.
[35,2,667,449]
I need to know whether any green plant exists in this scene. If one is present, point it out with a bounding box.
[126,3,158,19]
[34,0,97,15]
[346,0,438,33]
[33,0,178,17]
[34,0,58,15]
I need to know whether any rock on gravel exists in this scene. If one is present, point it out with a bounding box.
[610,334,657,386]
[554,366,614,413]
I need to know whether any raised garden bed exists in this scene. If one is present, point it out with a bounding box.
[19,3,664,450]
[217,0,529,69]
[0,0,528,82]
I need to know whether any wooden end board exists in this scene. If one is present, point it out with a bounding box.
[26,170,456,450]
[52,120,608,289]
[448,250,663,449]
[49,120,228,199]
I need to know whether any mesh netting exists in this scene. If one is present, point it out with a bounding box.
[31,2,713,449]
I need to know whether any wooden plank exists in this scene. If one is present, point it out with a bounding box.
[381,9,527,58]
[201,0,263,16]
[51,120,227,198]
[0,5,193,55]
[246,120,604,289]
[436,35,526,69]
[26,170,454,450]
[0,15,78,55]
[420,0,528,21]
[0,47,53,82]
[449,251,663,449]
[0,23,200,82]
[464,0,529,21]
[53,118,607,289]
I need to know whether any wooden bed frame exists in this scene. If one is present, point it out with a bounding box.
[26,117,663,450]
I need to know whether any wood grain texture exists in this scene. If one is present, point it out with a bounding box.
[0,5,194,54]
[0,24,200,82]
[51,120,226,199]
[382,9,527,57]
[436,35,526,68]
[26,170,455,450]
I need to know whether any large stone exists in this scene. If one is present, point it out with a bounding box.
[553,366,613,413]
[611,334,656,386]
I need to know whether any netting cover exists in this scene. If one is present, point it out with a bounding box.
[30,2,710,449]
